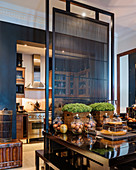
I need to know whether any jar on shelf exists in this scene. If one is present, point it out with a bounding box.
[84,113,96,133]
[71,114,83,135]
[53,117,63,132]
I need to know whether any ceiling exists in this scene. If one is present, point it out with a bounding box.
[1,0,136,37]
[17,44,52,57]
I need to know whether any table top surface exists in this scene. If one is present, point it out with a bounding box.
[44,131,136,160]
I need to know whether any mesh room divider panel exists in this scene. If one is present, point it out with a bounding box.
[53,9,109,116]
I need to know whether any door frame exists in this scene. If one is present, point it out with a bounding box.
[117,48,136,114]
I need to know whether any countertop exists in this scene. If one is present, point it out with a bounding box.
[17,111,52,114]
[44,131,136,161]
[17,112,28,115]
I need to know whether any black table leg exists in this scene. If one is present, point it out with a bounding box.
[36,151,39,170]
[80,156,83,170]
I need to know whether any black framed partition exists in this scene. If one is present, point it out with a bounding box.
[52,8,109,119]
[45,0,114,131]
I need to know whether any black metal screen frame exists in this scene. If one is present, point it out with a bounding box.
[52,7,109,121]
[59,0,114,103]
[45,0,114,132]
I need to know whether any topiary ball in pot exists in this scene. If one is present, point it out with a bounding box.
[89,102,115,130]
[62,103,92,130]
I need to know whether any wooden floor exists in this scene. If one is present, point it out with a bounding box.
[12,142,44,170]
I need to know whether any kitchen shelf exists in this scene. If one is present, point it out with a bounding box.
[16,67,25,98]
[16,67,25,80]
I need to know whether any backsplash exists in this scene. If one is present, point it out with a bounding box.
[16,98,52,111]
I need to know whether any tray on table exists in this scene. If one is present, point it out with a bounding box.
[99,132,136,141]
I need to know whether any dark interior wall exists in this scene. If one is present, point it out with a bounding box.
[129,53,136,106]
[0,21,46,138]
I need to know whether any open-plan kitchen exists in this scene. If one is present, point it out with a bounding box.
[16,41,52,143]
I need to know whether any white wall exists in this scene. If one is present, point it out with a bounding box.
[120,55,129,113]
[118,33,136,54]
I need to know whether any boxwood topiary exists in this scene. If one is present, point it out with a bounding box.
[62,103,92,113]
[89,102,115,111]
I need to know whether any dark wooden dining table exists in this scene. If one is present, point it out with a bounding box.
[36,131,136,170]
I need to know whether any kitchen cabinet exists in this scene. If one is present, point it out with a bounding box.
[16,114,28,140]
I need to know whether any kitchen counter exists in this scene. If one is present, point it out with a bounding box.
[26,110,45,113]
[17,112,28,115]
[16,111,51,142]
[26,110,52,112]
[17,111,51,114]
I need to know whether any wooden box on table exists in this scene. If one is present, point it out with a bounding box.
[0,139,22,169]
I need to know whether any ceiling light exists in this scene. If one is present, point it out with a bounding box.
[24,44,27,47]
[82,13,86,17]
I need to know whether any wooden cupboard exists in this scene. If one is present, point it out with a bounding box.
[16,114,28,140]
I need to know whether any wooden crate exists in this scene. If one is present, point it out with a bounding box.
[0,139,22,169]
[91,111,114,130]
[63,111,89,130]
